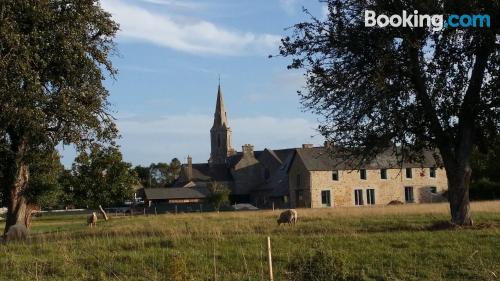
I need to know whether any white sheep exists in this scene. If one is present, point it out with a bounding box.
[277,209,297,226]
[5,223,28,242]
[87,212,97,227]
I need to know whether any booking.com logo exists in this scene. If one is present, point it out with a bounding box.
[365,10,491,31]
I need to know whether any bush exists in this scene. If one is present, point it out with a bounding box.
[470,179,500,200]
[285,250,362,281]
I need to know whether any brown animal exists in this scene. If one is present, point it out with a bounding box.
[5,224,28,242]
[277,209,297,225]
[87,212,97,227]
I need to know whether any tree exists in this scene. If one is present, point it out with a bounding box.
[0,1,118,234]
[134,165,152,188]
[207,181,230,212]
[71,145,138,208]
[23,150,65,228]
[149,162,170,187]
[168,158,182,184]
[278,0,499,225]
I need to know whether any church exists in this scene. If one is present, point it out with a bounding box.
[174,84,448,209]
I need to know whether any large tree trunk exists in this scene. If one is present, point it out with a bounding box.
[24,203,41,229]
[2,137,30,237]
[446,164,473,226]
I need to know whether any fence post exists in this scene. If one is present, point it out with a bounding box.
[154,207,157,215]
[267,236,273,281]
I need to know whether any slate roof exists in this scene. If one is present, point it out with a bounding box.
[143,187,210,200]
[178,163,232,183]
[294,147,440,171]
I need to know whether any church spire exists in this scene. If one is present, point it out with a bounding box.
[213,78,228,128]
[209,80,234,166]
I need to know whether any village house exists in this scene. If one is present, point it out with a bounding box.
[174,84,448,208]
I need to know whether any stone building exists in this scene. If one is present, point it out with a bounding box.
[175,84,448,208]
[288,147,448,208]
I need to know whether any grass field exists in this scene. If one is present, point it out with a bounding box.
[1,201,500,281]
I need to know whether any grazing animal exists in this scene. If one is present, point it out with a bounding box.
[5,224,28,242]
[277,209,297,226]
[87,212,97,227]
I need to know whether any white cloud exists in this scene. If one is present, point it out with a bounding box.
[101,0,281,56]
[279,0,299,15]
[115,114,321,165]
[139,0,203,9]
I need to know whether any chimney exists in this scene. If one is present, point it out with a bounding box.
[302,144,314,149]
[242,144,254,157]
[187,155,193,181]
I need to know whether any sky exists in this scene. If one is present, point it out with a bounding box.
[60,0,328,167]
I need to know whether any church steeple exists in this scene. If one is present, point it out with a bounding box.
[209,81,235,166]
[213,82,228,128]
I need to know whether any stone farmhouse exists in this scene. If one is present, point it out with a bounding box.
[174,84,448,209]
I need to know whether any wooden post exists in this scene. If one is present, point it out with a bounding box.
[213,242,217,281]
[98,205,109,221]
[154,207,157,215]
[267,236,273,281]
[272,201,275,211]
[175,205,178,214]
[143,208,146,216]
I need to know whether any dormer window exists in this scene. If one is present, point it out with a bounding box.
[380,169,387,179]
[332,170,339,181]
[360,169,367,180]
[405,168,412,179]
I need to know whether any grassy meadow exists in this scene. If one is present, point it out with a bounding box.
[1,201,500,281]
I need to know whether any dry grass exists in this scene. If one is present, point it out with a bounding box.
[1,201,500,281]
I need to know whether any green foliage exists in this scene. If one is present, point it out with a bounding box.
[25,150,64,209]
[0,0,119,226]
[286,250,361,281]
[472,138,500,182]
[134,158,182,188]
[470,179,500,201]
[0,0,119,153]
[70,145,138,208]
[207,181,230,212]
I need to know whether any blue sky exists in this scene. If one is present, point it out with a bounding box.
[60,0,328,167]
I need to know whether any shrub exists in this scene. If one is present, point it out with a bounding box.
[285,250,362,281]
[469,179,500,200]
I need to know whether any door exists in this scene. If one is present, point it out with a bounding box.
[296,190,306,208]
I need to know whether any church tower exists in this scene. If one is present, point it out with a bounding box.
[209,83,235,166]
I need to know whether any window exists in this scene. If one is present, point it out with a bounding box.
[366,189,376,205]
[360,169,367,180]
[429,186,437,194]
[405,168,412,178]
[296,174,301,187]
[354,189,364,205]
[332,170,339,181]
[321,190,331,207]
[404,186,414,203]
[380,169,387,179]
[430,167,436,178]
